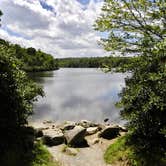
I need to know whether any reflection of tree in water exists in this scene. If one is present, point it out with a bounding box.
[28,71,54,84]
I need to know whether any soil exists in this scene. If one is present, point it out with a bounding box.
[47,133,120,166]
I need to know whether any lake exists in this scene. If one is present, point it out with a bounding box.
[29,68,128,125]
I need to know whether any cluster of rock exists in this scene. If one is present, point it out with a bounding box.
[34,120,127,147]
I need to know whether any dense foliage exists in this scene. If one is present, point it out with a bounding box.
[0,12,59,165]
[0,38,58,72]
[95,0,166,165]
[58,56,136,69]
[0,45,44,152]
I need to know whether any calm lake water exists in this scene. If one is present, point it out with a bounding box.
[29,68,128,125]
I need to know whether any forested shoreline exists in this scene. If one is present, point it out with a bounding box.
[0,37,139,71]
[0,38,58,72]
[57,56,138,69]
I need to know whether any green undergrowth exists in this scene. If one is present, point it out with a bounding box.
[104,136,166,166]
[32,141,60,166]
[104,136,135,165]
[1,141,59,166]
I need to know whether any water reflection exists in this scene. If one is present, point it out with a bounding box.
[29,68,128,125]
[28,71,54,83]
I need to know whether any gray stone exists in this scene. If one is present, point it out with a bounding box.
[43,120,53,124]
[42,129,64,146]
[64,125,86,146]
[60,121,76,131]
[98,123,106,131]
[86,127,99,135]
[118,125,128,132]
[77,120,98,128]
[104,118,109,122]
[65,147,78,156]
[98,126,120,139]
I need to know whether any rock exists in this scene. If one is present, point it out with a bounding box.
[98,123,106,131]
[42,129,64,146]
[98,126,120,139]
[104,118,109,122]
[52,125,55,129]
[35,128,43,138]
[64,147,78,156]
[77,120,98,128]
[43,120,53,124]
[64,125,86,146]
[118,125,128,132]
[60,121,76,131]
[38,127,49,130]
[86,127,99,135]
[91,138,100,145]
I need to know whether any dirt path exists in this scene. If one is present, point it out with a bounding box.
[47,133,116,166]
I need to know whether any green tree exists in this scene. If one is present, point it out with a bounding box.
[0,11,59,166]
[0,45,44,151]
[0,38,59,72]
[27,47,36,55]
[95,0,166,165]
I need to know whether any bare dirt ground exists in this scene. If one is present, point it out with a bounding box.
[47,133,118,166]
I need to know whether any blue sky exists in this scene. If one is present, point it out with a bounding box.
[77,0,90,5]
[39,0,54,12]
[0,0,108,58]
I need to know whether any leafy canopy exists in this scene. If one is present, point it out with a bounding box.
[95,0,165,56]
[0,38,59,72]
[0,45,44,150]
[95,0,166,164]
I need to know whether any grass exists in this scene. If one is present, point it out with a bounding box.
[104,135,135,165]
[32,141,60,166]
[104,135,166,166]
[1,141,60,166]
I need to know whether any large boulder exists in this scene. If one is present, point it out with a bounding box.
[59,121,76,131]
[118,125,128,132]
[77,120,98,128]
[64,125,86,146]
[42,129,64,146]
[86,127,99,135]
[98,126,120,139]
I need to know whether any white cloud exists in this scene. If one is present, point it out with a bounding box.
[0,0,107,58]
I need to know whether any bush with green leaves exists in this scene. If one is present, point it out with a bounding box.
[0,45,43,153]
[95,0,166,164]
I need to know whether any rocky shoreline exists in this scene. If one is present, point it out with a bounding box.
[30,120,127,148]
[29,120,127,166]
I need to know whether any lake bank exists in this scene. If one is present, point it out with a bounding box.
[29,120,127,166]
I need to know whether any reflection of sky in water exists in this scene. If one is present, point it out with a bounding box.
[29,68,128,125]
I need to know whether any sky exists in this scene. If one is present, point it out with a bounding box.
[0,0,108,58]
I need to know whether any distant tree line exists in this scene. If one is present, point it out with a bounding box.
[0,38,58,72]
[57,56,138,69]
